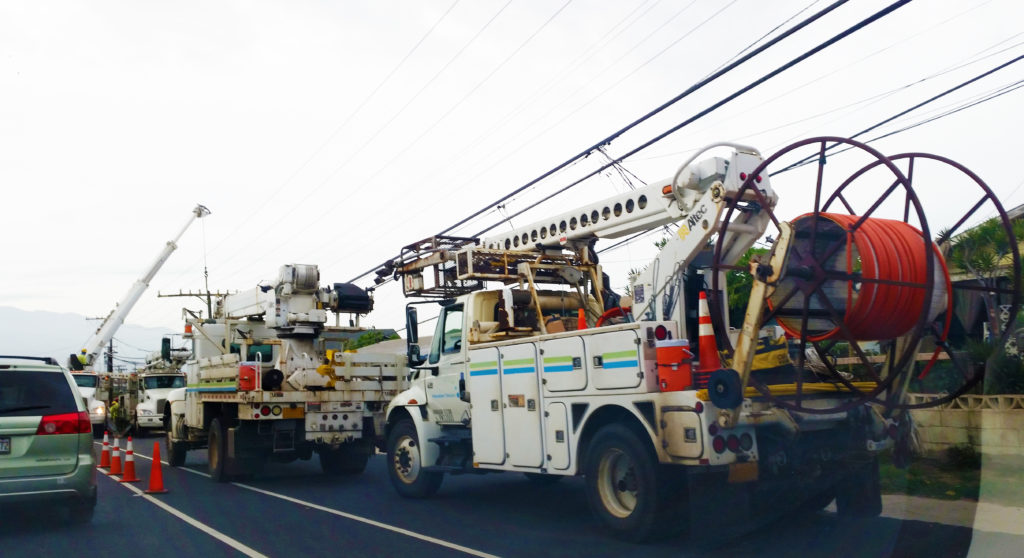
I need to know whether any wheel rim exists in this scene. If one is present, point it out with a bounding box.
[596,447,638,518]
[393,435,420,484]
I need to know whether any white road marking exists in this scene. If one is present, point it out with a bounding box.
[97,441,498,558]
[235,482,500,558]
[96,466,268,558]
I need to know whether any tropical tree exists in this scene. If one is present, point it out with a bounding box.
[942,217,1024,344]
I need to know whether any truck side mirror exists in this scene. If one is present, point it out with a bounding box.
[408,344,425,367]
[406,306,419,344]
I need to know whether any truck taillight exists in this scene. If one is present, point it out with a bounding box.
[740,432,753,451]
[654,325,669,341]
[712,436,726,453]
[726,435,740,452]
[37,411,91,435]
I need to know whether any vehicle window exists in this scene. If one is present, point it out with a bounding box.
[144,376,185,389]
[73,375,98,388]
[428,304,464,364]
[441,307,463,354]
[0,372,78,416]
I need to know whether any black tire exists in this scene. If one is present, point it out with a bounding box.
[208,417,230,483]
[801,489,836,513]
[320,445,370,476]
[524,472,564,485]
[584,424,683,542]
[92,424,104,439]
[836,457,882,517]
[166,429,186,467]
[386,419,442,498]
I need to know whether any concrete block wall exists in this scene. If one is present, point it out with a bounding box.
[907,394,1024,457]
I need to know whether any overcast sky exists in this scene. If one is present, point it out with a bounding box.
[2,0,1022,358]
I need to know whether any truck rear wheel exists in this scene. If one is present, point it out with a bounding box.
[386,418,442,498]
[836,456,882,517]
[208,418,231,483]
[584,424,682,542]
[320,445,370,476]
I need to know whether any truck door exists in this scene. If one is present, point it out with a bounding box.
[540,336,586,392]
[425,304,470,426]
[585,330,643,390]
[468,346,504,464]
[500,343,544,467]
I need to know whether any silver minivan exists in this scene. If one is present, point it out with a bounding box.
[0,356,98,522]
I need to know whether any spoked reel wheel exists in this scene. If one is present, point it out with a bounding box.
[709,137,1020,414]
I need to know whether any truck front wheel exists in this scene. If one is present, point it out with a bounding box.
[584,424,681,542]
[163,410,186,467]
[208,418,231,483]
[386,418,442,498]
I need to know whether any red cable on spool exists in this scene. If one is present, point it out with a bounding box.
[771,213,950,342]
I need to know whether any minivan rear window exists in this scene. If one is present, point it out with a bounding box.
[0,372,78,416]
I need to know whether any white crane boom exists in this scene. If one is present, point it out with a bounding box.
[80,204,211,368]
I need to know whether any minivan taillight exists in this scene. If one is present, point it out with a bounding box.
[36,411,91,435]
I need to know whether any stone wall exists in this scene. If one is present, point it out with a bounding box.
[907,393,1024,456]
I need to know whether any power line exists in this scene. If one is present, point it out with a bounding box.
[468,0,912,240]
[434,0,854,240]
[772,53,1024,175]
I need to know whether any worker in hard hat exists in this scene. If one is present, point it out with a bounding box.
[77,349,88,366]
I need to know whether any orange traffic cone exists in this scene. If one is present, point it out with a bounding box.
[145,442,168,494]
[577,308,587,330]
[696,291,722,373]
[98,431,110,469]
[119,436,140,482]
[109,437,122,476]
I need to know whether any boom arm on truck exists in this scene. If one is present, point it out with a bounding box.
[71,204,211,371]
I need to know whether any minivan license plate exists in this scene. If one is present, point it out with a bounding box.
[0,436,10,455]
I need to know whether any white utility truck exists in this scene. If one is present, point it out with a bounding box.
[133,344,188,433]
[381,143,927,541]
[164,264,406,480]
[69,204,210,436]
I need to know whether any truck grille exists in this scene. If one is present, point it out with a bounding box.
[156,398,166,414]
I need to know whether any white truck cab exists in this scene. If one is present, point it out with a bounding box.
[70,372,106,438]
[134,373,186,432]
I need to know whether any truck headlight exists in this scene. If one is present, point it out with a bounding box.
[92,403,106,415]
[139,409,154,416]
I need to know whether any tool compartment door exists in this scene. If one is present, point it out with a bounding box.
[468,347,504,465]
[500,343,544,467]
[545,402,570,470]
[585,330,643,390]
[540,336,586,392]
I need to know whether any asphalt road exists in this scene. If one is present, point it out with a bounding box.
[1,432,1019,557]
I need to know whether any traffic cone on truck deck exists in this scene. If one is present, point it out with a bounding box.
[119,436,140,482]
[98,431,110,469]
[145,442,168,494]
[109,437,122,476]
[696,290,722,373]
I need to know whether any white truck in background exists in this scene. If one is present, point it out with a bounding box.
[381,144,904,541]
[164,264,406,480]
[133,342,189,433]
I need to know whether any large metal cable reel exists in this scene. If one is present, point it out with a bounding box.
[834,152,1021,411]
[708,136,979,415]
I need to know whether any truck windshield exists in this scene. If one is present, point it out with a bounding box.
[73,375,98,388]
[143,376,185,390]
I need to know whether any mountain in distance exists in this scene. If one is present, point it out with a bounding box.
[0,306,174,370]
